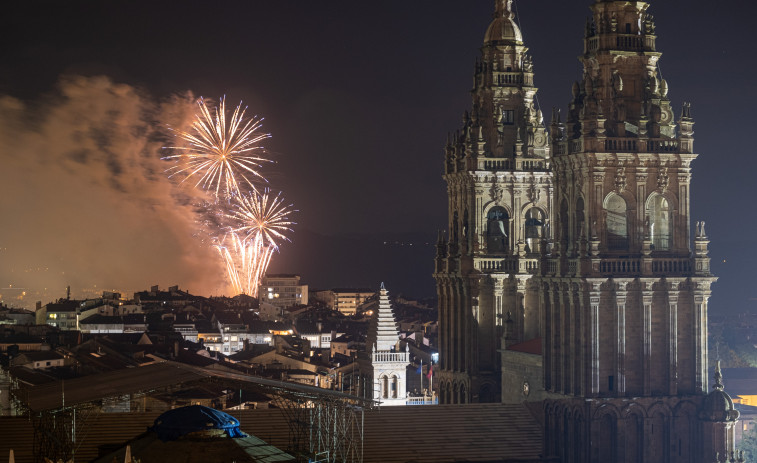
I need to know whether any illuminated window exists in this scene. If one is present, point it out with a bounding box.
[605,194,628,250]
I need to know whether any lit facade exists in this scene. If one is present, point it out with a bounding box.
[437,0,739,461]
[259,274,308,310]
[435,0,551,404]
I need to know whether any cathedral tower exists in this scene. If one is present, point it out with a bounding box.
[435,0,553,404]
[540,1,735,461]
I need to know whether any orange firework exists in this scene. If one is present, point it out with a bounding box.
[164,97,271,199]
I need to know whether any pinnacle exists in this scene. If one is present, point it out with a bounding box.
[495,0,515,20]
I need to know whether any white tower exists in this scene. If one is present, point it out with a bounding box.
[368,283,409,406]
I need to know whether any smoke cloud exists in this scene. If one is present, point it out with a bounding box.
[0,75,228,306]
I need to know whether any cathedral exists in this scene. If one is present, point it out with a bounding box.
[434,0,741,461]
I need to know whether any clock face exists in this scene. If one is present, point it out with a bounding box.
[523,381,530,397]
[534,134,546,147]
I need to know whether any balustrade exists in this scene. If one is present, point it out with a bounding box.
[479,158,512,171]
[599,259,641,275]
[475,258,540,274]
[616,34,644,51]
[652,258,691,275]
[372,352,409,363]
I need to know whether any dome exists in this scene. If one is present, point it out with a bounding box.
[701,389,738,422]
[484,0,523,44]
[700,362,740,422]
[484,16,523,44]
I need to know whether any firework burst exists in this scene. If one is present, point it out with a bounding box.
[214,190,295,296]
[164,97,295,296]
[230,189,295,249]
[163,97,271,199]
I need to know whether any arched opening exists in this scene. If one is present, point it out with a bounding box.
[525,208,545,254]
[625,413,643,463]
[648,194,671,250]
[560,199,570,250]
[598,414,617,462]
[649,412,670,462]
[486,207,509,254]
[463,209,469,241]
[575,197,585,239]
[605,194,628,250]
[453,211,460,243]
[479,384,495,403]
[573,414,583,463]
[391,375,398,399]
[563,414,571,462]
[381,375,388,399]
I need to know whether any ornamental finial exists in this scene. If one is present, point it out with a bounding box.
[496,0,515,19]
[714,360,724,391]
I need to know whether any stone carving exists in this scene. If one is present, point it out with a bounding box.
[657,167,669,191]
[614,167,627,192]
[489,181,504,204]
[527,182,541,204]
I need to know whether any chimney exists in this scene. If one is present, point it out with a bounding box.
[66,286,71,300]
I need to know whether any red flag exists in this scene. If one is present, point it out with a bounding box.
[426,364,433,379]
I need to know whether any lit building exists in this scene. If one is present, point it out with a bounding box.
[435,0,552,404]
[259,274,308,310]
[332,288,374,316]
[437,1,739,461]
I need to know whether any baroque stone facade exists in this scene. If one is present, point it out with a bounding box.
[434,0,552,405]
[436,0,740,461]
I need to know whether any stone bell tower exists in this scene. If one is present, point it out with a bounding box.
[435,0,552,404]
[539,1,732,462]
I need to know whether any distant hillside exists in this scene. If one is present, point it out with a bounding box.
[266,229,438,299]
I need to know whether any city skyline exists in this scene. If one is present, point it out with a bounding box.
[1,0,754,308]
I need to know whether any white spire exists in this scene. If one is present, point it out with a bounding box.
[373,285,400,352]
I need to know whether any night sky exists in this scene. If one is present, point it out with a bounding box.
[1,1,755,311]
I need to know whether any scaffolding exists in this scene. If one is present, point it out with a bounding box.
[11,361,371,463]
[269,393,364,463]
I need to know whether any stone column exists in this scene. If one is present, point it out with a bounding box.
[667,278,683,396]
[548,281,561,392]
[640,279,654,396]
[461,282,470,373]
[577,283,589,396]
[454,279,463,373]
[615,279,630,396]
[439,280,449,371]
[515,276,528,344]
[543,280,553,391]
[588,278,603,396]
[694,281,714,393]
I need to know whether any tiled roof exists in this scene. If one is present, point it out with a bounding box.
[508,338,543,355]
[362,404,543,462]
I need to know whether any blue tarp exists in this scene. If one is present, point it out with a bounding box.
[149,405,247,441]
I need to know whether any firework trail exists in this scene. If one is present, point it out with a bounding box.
[163,97,271,199]
[217,190,295,296]
[214,232,274,297]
